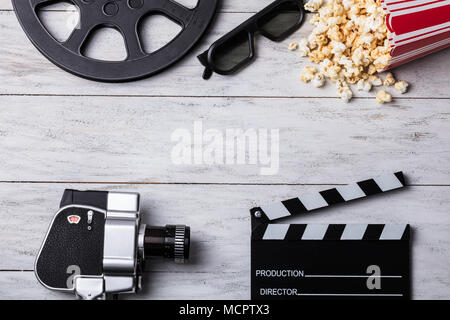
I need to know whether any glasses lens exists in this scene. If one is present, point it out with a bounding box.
[257,2,302,39]
[212,30,251,72]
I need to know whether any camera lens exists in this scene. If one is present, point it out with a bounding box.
[144,225,190,263]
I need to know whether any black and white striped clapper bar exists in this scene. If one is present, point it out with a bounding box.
[250,172,410,300]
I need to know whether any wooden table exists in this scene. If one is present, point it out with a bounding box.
[0,0,448,299]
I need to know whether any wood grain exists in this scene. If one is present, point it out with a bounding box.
[0,96,448,184]
[0,271,249,300]
[0,183,448,299]
[1,11,449,97]
[1,0,449,301]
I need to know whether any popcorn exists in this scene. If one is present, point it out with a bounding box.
[352,47,370,67]
[309,49,327,63]
[305,0,324,12]
[374,54,391,71]
[321,45,332,58]
[337,56,354,70]
[294,0,410,102]
[376,90,392,103]
[383,72,396,86]
[343,0,355,10]
[326,16,343,27]
[394,80,409,94]
[310,14,320,25]
[319,58,333,73]
[328,66,341,81]
[330,41,346,56]
[368,64,377,75]
[298,39,310,57]
[313,22,329,35]
[336,80,353,102]
[357,79,372,92]
[327,26,344,42]
[312,73,326,87]
[288,42,299,51]
[304,66,318,74]
[301,65,318,83]
[319,58,341,81]
[307,33,319,49]
[358,34,375,49]
[369,75,382,86]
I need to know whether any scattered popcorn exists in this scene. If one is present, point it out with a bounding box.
[288,42,299,51]
[357,79,372,92]
[394,80,409,94]
[304,66,318,74]
[312,73,326,87]
[369,75,382,86]
[305,0,324,12]
[293,0,411,103]
[298,38,310,57]
[383,72,396,86]
[336,79,353,102]
[301,65,318,83]
[376,90,392,103]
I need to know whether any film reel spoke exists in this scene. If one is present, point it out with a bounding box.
[119,21,146,60]
[63,21,97,53]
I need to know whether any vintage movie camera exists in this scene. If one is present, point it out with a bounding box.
[35,190,190,299]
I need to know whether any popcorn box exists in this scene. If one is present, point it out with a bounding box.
[381,0,450,69]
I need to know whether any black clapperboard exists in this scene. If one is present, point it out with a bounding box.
[250,172,410,300]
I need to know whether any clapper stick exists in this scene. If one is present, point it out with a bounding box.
[249,172,410,300]
[251,171,406,224]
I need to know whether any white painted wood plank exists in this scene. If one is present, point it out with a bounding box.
[0,96,448,184]
[0,271,249,300]
[0,272,73,300]
[1,11,449,97]
[0,183,448,299]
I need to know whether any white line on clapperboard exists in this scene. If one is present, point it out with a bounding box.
[304,275,402,278]
[295,294,403,297]
[300,275,403,296]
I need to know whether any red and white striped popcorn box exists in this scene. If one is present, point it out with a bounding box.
[380,0,450,69]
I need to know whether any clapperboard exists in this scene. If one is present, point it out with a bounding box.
[250,172,410,300]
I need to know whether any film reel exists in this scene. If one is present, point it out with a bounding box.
[12,0,218,82]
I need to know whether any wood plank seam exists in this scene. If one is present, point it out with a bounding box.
[1,94,450,99]
[0,182,449,186]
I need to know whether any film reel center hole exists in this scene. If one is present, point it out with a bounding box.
[37,1,80,43]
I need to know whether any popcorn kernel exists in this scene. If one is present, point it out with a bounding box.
[288,42,299,51]
[394,80,409,94]
[376,90,392,104]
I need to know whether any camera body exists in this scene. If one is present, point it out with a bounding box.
[35,190,190,300]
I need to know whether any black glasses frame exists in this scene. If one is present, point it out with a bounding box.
[198,0,305,80]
